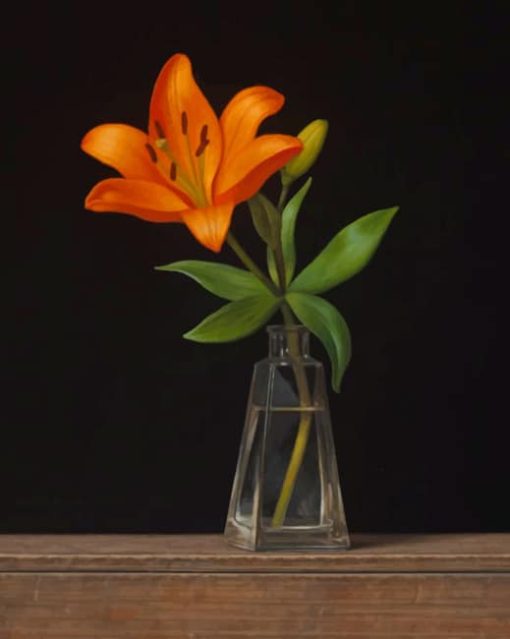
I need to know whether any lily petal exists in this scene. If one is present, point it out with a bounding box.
[180,202,235,253]
[215,134,302,204]
[220,86,285,164]
[85,178,188,222]
[81,124,166,184]
[149,53,222,204]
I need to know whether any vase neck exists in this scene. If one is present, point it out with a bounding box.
[267,325,310,359]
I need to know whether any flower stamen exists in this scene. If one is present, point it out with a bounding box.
[153,112,210,207]
[195,141,209,157]
[181,112,188,135]
[145,143,157,163]
[195,124,210,157]
[154,120,166,139]
[150,128,198,202]
[177,114,208,207]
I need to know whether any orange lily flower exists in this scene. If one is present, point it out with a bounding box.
[82,53,303,252]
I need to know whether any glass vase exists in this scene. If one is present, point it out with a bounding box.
[224,325,350,551]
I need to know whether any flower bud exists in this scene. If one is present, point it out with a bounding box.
[281,119,329,185]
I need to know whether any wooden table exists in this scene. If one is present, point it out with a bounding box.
[1,533,509,637]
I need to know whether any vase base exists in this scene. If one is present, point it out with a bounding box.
[224,518,350,552]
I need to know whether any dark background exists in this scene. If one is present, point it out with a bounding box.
[4,1,509,532]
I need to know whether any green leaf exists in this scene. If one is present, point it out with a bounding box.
[290,206,399,294]
[281,177,312,284]
[184,294,280,343]
[155,260,267,301]
[267,246,279,286]
[267,178,312,286]
[248,193,281,250]
[286,292,351,392]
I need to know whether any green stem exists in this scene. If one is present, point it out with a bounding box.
[270,182,313,528]
[277,183,290,212]
[227,232,280,297]
[271,303,313,527]
[273,237,287,293]
[227,194,313,529]
[273,183,290,291]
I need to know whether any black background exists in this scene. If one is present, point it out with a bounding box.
[4,1,509,532]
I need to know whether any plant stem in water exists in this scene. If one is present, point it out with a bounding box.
[226,199,313,529]
[271,303,313,527]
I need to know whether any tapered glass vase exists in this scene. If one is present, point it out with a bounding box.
[224,325,350,551]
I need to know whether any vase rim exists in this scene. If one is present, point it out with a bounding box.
[266,324,307,333]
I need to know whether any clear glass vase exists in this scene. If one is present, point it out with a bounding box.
[224,325,350,551]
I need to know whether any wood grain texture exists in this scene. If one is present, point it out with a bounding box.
[1,534,509,638]
[1,573,509,638]
[1,533,509,572]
